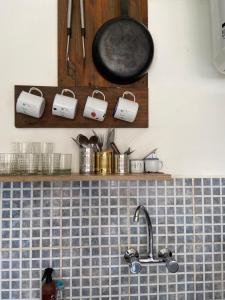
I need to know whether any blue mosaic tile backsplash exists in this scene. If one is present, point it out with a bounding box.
[0,179,224,300]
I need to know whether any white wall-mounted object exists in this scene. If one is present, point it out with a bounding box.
[52,89,78,120]
[210,0,225,74]
[16,87,45,118]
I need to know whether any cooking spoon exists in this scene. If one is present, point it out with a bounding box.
[89,135,100,151]
[77,134,89,148]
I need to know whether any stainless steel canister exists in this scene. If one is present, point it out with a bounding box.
[79,147,95,174]
[114,154,129,174]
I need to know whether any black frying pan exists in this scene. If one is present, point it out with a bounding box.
[92,0,154,84]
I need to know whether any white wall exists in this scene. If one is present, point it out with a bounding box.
[0,0,224,176]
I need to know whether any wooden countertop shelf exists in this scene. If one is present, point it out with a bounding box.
[0,173,172,182]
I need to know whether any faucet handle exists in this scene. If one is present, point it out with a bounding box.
[166,260,179,273]
[158,248,172,259]
[158,248,179,273]
[124,248,142,274]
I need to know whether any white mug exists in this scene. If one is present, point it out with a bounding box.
[52,89,78,119]
[114,91,139,123]
[16,87,45,118]
[145,159,163,173]
[83,90,108,122]
[130,159,145,174]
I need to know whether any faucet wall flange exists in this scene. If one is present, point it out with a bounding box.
[124,248,142,274]
[158,248,179,273]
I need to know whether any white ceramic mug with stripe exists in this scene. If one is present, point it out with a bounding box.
[114,91,139,123]
[16,87,45,118]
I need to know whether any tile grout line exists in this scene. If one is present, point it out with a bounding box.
[36,182,42,299]
[192,178,197,300]
[211,178,215,300]
[69,181,73,300]
[220,178,224,300]
[118,181,122,300]
[201,179,206,300]
[99,180,103,299]
[88,181,92,300]
[128,180,131,300]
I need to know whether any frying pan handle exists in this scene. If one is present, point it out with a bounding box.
[122,91,136,102]
[92,90,106,101]
[121,0,128,16]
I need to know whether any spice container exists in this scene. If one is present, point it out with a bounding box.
[96,150,113,175]
[114,154,129,174]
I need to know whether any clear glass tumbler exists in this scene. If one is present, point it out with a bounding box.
[60,154,72,174]
[25,153,40,175]
[41,142,54,154]
[41,153,61,175]
[0,154,18,175]
[12,142,41,153]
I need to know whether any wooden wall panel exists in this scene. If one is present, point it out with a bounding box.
[15,85,148,128]
[15,0,150,128]
[58,0,148,88]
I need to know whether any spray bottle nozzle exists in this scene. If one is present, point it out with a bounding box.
[42,268,54,283]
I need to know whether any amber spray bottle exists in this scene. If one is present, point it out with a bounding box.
[42,268,56,300]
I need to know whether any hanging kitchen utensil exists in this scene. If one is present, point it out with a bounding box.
[89,135,100,152]
[80,0,86,59]
[105,128,115,149]
[124,147,135,155]
[77,134,89,148]
[92,0,154,84]
[72,137,81,147]
[110,142,120,154]
[143,148,158,160]
[66,0,76,79]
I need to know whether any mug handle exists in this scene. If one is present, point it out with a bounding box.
[158,160,163,170]
[122,91,136,102]
[61,89,76,98]
[92,90,106,101]
[29,87,43,98]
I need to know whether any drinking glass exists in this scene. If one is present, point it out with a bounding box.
[12,142,41,153]
[60,154,72,174]
[41,142,54,154]
[25,154,40,175]
[41,154,61,175]
[0,154,17,175]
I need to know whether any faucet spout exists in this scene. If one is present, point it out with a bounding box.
[133,205,154,260]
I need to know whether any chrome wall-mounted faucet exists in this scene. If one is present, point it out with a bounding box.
[124,205,179,274]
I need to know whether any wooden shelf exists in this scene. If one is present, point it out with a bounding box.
[0,173,172,182]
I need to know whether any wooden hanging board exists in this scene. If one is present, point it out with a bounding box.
[58,0,149,88]
[15,85,148,128]
[15,0,149,128]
